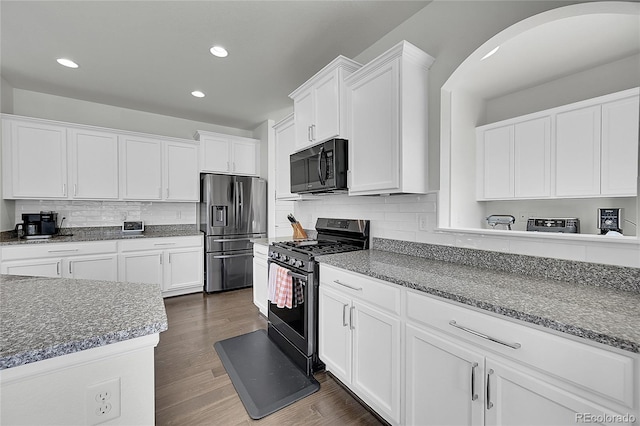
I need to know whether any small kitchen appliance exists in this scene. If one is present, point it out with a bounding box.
[598,208,623,235]
[486,215,515,230]
[122,220,145,234]
[526,217,580,233]
[267,218,370,375]
[14,212,59,239]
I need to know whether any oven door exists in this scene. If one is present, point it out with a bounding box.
[267,262,314,356]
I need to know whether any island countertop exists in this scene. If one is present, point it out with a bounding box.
[317,249,640,353]
[0,274,168,369]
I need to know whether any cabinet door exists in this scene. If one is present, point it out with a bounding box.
[231,139,258,176]
[294,88,314,150]
[555,105,601,197]
[120,136,163,200]
[405,324,484,426]
[313,71,340,143]
[485,359,616,426]
[348,59,400,194]
[119,252,163,289]
[201,136,231,173]
[67,254,118,281]
[10,120,67,198]
[514,117,551,198]
[165,142,198,201]
[318,286,352,384]
[351,300,401,424]
[601,95,639,196]
[165,248,203,292]
[69,128,119,199]
[481,125,514,199]
[275,116,298,200]
[252,256,268,316]
[0,258,62,278]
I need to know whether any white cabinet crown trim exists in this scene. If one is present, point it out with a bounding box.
[288,55,362,99]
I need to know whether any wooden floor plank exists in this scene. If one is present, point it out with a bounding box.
[155,289,384,425]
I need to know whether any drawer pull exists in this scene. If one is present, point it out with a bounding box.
[333,280,363,291]
[470,362,478,401]
[154,242,176,246]
[48,249,79,253]
[449,320,521,350]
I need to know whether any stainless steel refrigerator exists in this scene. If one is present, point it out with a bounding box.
[200,173,267,293]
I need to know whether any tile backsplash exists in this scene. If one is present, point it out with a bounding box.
[15,200,197,228]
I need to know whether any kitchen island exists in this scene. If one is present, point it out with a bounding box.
[0,274,167,425]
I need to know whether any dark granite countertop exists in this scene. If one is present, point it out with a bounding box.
[0,274,168,369]
[0,224,202,246]
[317,249,640,353]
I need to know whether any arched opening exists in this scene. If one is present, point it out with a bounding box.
[439,1,639,238]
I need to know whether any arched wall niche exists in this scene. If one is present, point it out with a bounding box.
[438,1,640,240]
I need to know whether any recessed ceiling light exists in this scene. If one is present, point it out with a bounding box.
[481,46,500,61]
[56,58,79,68]
[210,46,228,58]
[191,91,205,98]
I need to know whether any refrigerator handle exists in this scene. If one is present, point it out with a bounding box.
[239,181,244,226]
[234,181,239,229]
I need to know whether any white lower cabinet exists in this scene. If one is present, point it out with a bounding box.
[118,235,203,297]
[0,236,203,297]
[0,241,118,281]
[252,243,268,316]
[318,264,639,426]
[319,265,401,425]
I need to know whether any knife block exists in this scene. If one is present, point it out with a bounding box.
[292,222,308,239]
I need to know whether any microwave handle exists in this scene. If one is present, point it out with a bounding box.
[317,146,326,185]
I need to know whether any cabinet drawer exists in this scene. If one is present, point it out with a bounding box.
[253,243,268,256]
[406,290,636,408]
[1,241,117,261]
[119,235,202,252]
[320,265,400,315]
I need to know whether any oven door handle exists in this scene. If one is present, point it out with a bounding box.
[286,270,308,282]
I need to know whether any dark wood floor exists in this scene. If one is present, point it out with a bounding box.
[154,288,384,425]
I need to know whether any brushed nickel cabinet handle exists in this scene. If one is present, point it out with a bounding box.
[449,320,521,349]
[342,304,349,327]
[56,261,60,276]
[333,280,363,291]
[349,306,355,330]
[471,362,478,401]
[486,369,494,410]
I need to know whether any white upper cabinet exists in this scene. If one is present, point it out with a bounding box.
[120,135,198,202]
[477,117,551,200]
[289,56,361,151]
[2,114,199,202]
[273,114,299,200]
[346,41,435,196]
[196,130,260,176]
[120,135,164,200]
[68,128,119,199]
[600,94,639,196]
[164,141,198,201]
[477,87,639,200]
[2,118,68,198]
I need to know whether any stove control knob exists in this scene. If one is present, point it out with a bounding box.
[283,255,289,262]
[294,260,303,268]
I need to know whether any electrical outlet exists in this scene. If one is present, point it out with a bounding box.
[418,214,429,231]
[86,378,121,425]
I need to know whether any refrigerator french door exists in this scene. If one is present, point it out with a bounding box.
[200,173,267,293]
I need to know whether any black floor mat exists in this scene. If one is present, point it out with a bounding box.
[214,329,320,419]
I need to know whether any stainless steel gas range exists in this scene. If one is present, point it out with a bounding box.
[267,218,370,375]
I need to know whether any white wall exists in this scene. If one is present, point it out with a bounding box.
[0,77,16,231]
[11,89,253,140]
[14,200,196,228]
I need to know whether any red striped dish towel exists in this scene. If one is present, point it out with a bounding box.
[268,263,294,308]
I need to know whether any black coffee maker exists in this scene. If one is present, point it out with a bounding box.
[15,211,58,239]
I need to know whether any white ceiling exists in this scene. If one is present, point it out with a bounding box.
[1,1,429,130]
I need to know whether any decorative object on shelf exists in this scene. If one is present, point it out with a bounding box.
[287,214,308,239]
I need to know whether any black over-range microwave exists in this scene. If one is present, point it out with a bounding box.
[290,138,348,194]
